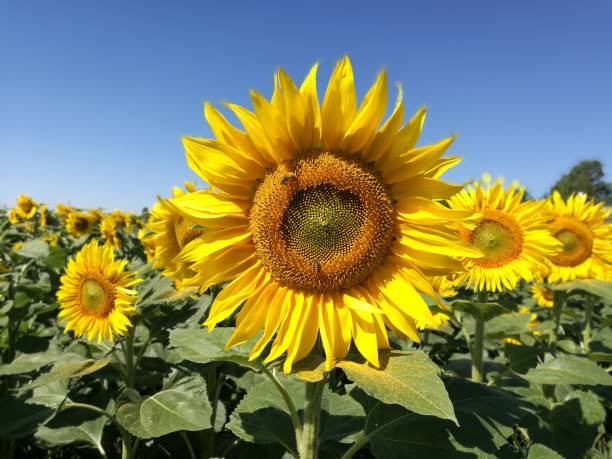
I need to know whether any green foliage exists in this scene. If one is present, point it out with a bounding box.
[549,159,611,205]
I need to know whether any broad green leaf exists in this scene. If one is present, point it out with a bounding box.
[521,354,612,386]
[451,300,509,321]
[0,397,55,439]
[353,378,532,458]
[116,375,212,438]
[337,351,456,423]
[0,350,66,376]
[16,239,49,259]
[555,279,612,302]
[527,444,563,459]
[169,327,262,370]
[44,246,67,270]
[486,313,532,337]
[505,344,545,373]
[17,357,111,391]
[587,351,612,363]
[36,399,113,456]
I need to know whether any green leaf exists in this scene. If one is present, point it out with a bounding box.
[521,354,612,386]
[116,375,212,439]
[0,397,55,439]
[169,327,263,370]
[485,313,532,337]
[44,246,67,270]
[17,357,111,391]
[353,378,532,458]
[0,350,65,376]
[337,351,456,423]
[16,239,49,259]
[555,279,612,302]
[451,300,509,321]
[527,444,564,459]
[36,400,112,456]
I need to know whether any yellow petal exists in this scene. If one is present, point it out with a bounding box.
[321,56,357,150]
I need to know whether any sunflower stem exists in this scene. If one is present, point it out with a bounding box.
[549,290,565,350]
[471,291,487,383]
[122,327,136,388]
[582,294,595,354]
[298,380,325,459]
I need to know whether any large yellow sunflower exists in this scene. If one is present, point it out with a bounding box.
[56,240,141,343]
[148,182,202,288]
[66,211,96,237]
[16,194,37,220]
[448,177,561,292]
[545,192,612,282]
[166,57,483,372]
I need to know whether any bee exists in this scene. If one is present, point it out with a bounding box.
[312,259,321,273]
[279,172,297,185]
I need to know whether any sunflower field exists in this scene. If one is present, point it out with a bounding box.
[1,58,611,459]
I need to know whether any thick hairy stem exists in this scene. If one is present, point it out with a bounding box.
[471,313,485,383]
[298,380,325,459]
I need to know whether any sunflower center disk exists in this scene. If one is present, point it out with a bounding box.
[250,151,395,293]
[470,211,523,267]
[81,279,109,315]
[550,219,593,267]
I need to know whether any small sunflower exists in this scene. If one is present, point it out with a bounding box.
[12,241,24,252]
[166,57,482,371]
[448,177,561,292]
[430,275,457,298]
[531,283,553,308]
[39,204,48,227]
[66,211,96,237]
[545,192,612,283]
[8,208,20,225]
[88,209,104,223]
[43,233,60,247]
[110,210,133,231]
[56,203,74,219]
[56,240,141,342]
[148,183,201,288]
[16,194,37,220]
[101,215,120,248]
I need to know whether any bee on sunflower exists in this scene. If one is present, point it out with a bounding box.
[164,57,484,372]
[448,176,562,293]
[544,192,612,283]
[56,240,141,343]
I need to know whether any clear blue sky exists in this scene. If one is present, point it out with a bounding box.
[1,1,610,212]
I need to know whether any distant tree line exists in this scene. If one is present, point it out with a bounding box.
[549,160,611,206]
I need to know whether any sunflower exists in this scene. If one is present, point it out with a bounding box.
[43,233,60,247]
[430,275,457,298]
[56,203,74,219]
[531,283,553,307]
[8,208,20,225]
[148,182,201,288]
[66,211,96,237]
[110,209,133,231]
[88,209,104,223]
[16,194,37,220]
[545,192,612,283]
[165,57,483,372]
[39,204,48,227]
[101,215,120,248]
[137,228,156,263]
[56,240,141,343]
[448,176,561,293]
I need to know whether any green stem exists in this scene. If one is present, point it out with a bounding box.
[582,295,595,354]
[121,328,136,388]
[298,380,325,459]
[180,431,196,459]
[549,290,565,350]
[339,432,368,459]
[262,367,303,453]
[471,313,485,383]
